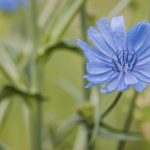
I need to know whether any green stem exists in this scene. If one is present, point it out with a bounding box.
[117,92,138,150]
[30,98,42,150]
[86,127,95,150]
[80,2,90,101]
[29,0,39,93]
[28,1,42,150]
[80,3,88,40]
[30,0,39,47]
[101,92,122,120]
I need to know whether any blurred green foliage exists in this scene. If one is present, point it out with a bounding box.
[0,0,150,150]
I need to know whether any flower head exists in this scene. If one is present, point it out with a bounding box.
[77,16,150,94]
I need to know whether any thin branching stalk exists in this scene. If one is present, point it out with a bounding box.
[30,98,42,150]
[28,1,42,150]
[117,92,138,150]
[30,0,39,93]
[101,92,122,120]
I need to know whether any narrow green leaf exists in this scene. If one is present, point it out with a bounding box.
[98,125,143,141]
[54,117,81,147]
[0,42,28,91]
[0,47,22,86]
[21,101,30,131]
[56,79,84,103]
[0,85,43,102]
[38,40,82,61]
[107,0,132,19]
[43,0,86,50]
[38,0,63,29]
[0,41,20,62]
[73,126,88,150]
[0,99,13,132]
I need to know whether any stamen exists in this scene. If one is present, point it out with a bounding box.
[111,50,137,72]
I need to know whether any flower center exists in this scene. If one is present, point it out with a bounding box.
[112,50,137,72]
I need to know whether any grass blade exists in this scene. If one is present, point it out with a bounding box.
[0,99,13,133]
[0,47,25,90]
[43,0,86,50]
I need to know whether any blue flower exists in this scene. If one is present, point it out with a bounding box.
[77,16,150,94]
[0,0,28,12]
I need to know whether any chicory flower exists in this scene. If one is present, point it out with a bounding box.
[77,16,150,94]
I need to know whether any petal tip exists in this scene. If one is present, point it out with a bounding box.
[100,88,109,94]
[76,39,82,46]
[97,17,109,26]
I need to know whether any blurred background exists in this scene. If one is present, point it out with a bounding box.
[0,0,150,150]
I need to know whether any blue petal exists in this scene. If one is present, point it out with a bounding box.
[137,49,150,60]
[135,57,150,67]
[100,88,112,94]
[86,73,118,88]
[111,16,126,50]
[136,70,150,77]
[85,82,103,88]
[134,82,148,92]
[131,71,150,83]
[84,71,117,83]
[86,62,112,74]
[77,39,110,62]
[125,72,138,85]
[134,64,150,76]
[127,23,149,51]
[97,17,117,51]
[101,73,122,94]
[136,25,150,57]
[118,75,130,91]
[134,61,150,71]
[87,27,114,57]
[136,29,150,59]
